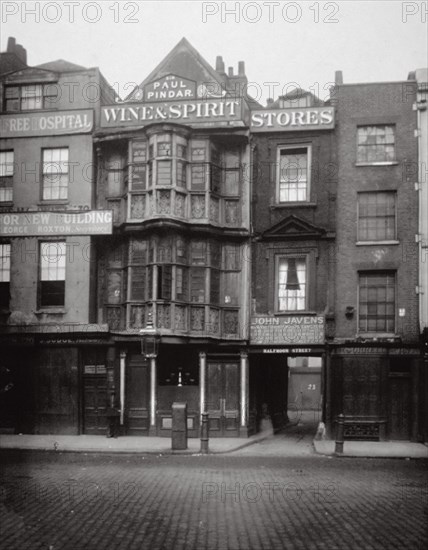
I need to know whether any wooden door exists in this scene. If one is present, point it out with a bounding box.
[83,374,107,434]
[207,361,239,437]
[126,355,150,435]
[35,348,79,434]
[388,375,411,440]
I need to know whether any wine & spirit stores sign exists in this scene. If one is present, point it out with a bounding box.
[250,315,325,345]
[101,100,243,127]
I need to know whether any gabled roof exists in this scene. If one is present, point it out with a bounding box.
[262,215,326,240]
[36,59,87,72]
[126,37,225,101]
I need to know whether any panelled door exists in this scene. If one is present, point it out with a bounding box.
[388,375,411,440]
[83,370,107,435]
[126,355,150,435]
[207,361,240,437]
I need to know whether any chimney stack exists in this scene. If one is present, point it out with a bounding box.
[238,61,245,77]
[216,55,225,74]
[7,36,27,64]
[335,70,343,85]
[228,67,234,77]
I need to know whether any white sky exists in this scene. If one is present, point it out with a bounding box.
[1,0,427,104]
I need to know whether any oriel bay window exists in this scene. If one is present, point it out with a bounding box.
[357,125,396,163]
[358,272,396,333]
[124,237,241,335]
[276,256,307,311]
[40,242,66,307]
[358,192,396,241]
[0,243,11,308]
[42,148,69,201]
[0,151,14,202]
[278,146,310,202]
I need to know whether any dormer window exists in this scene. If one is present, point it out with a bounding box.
[279,94,312,109]
[4,84,57,112]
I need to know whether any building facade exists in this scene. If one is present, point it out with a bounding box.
[92,38,252,437]
[1,37,425,441]
[249,90,336,433]
[0,38,116,434]
[328,75,423,441]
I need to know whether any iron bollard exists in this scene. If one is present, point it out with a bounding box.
[335,413,345,454]
[200,412,209,454]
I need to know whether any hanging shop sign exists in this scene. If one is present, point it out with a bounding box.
[250,106,335,132]
[0,109,93,138]
[250,315,325,345]
[332,347,420,356]
[0,210,113,236]
[100,99,243,128]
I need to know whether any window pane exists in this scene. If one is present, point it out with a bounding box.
[277,257,306,311]
[157,160,172,185]
[279,148,308,203]
[357,126,396,163]
[40,242,66,281]
[0,244,11,282]
[190,267,205,303]
[0,152,14,177]
[359,272,395,333]
[358,192,396,240]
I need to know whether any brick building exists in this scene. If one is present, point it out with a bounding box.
[327,73,423,441]
[0,38,116,434]
[248,90,336,433]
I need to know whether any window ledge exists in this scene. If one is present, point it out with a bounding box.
[356,240,399,246]
[275,311,318,316]
[355,162,398,167]
[37,201,69,206]
[0,202,13,207]
[34,308,67,315]
[270,202,317,209]
[357,333,398,339]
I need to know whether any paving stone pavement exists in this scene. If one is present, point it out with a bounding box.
[0,451,427,550]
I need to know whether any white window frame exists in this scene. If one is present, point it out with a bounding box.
[42,148,69,201]
[357,191,398,243]
[275,254,308,312]
[39,241,66,307]
[276,144,312,203]
[356,125,396,165]
[0,151,14,202]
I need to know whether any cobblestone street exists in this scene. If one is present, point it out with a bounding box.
[0,450,427,550]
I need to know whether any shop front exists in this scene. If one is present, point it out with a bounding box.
[248,315,326,434]
[327,344,423,441]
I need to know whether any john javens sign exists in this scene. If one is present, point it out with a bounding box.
[250,316,325,345]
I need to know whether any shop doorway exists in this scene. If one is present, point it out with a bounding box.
[287,357,322,432]
[126,354,150,435]
[250,354,323,436]
[83,370,107,435]
[387,366,411,440]
[206,360,240,437]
